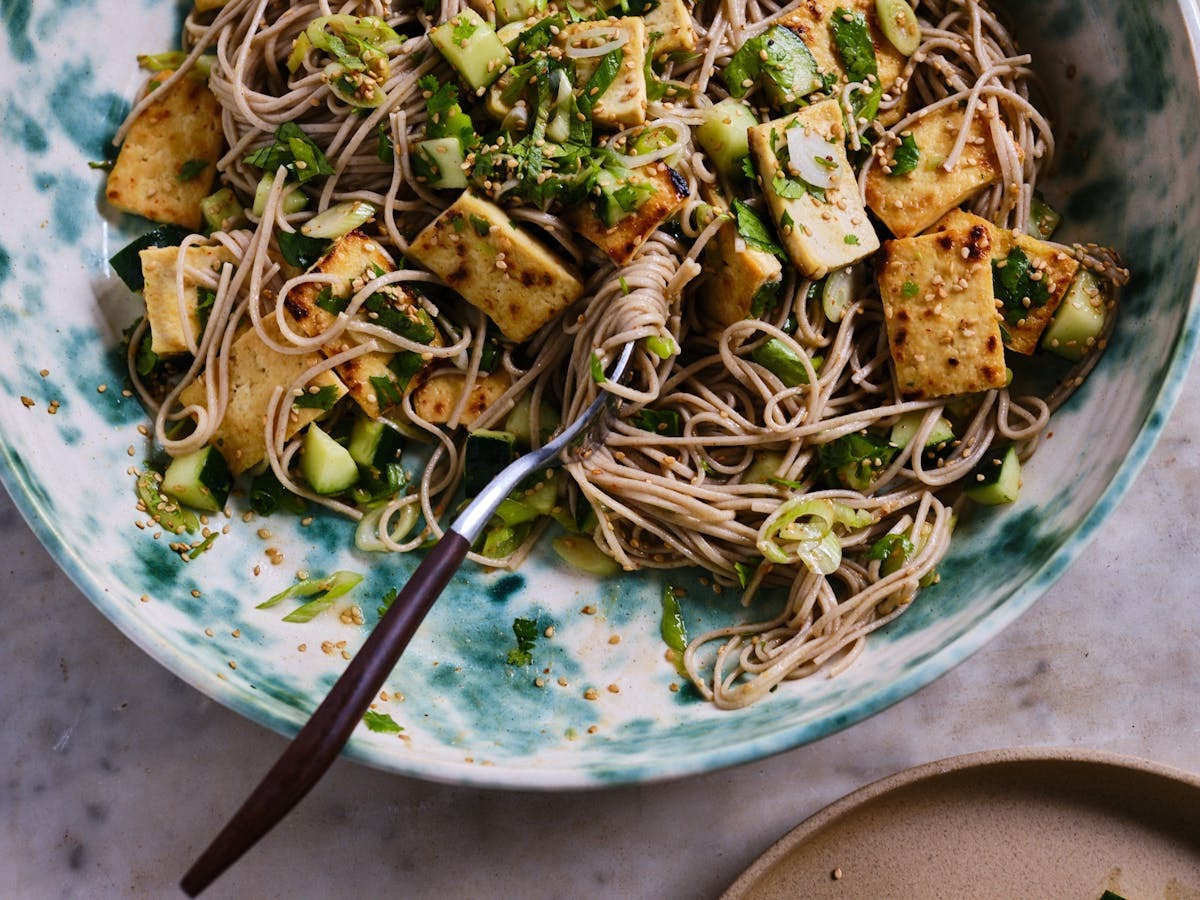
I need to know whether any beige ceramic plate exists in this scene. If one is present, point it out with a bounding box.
[723,748,1200,900]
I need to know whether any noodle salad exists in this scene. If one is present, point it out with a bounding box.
[104,0,1127,708]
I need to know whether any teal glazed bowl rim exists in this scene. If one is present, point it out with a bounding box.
[1,0,1199,789]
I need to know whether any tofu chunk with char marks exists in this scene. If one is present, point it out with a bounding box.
[284,231,440,419]
[865,106,1003,238]
[934,210,1080,355]
[410,368,514,427]
[106,70,224,230]
[778,0,908,125]
[408,193,585,343]
[140,244,235,356]
[878,223,1007,400]
[748,100,879,280]
[571,163,688,265]
[179,319,348,475]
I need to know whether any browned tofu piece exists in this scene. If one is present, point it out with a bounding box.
[865,106,1003,238]
[644,0,696,56]
[179,320,348,474]
[410,368,513,426]
[106,71,224,230]
[284,231,438,419]
[878,223,1007,400]
[748,101,880,279]
[698,219,784,327]
[572,163,687,265]
[560,17,647,127]
[140,244,235,355]
[936,210,1081,355]
[778,0,907,125]
[408,193,585,343]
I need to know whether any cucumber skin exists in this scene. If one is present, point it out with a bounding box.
[463,429,517,497]
[965,446,1020,505]
[162,447,232,513]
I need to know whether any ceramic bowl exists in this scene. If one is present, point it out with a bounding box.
[1,1,1198,788]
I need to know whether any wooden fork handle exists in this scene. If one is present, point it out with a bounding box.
[180,530,471,897]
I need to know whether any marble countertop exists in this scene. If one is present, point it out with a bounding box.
[3,365,1198,900]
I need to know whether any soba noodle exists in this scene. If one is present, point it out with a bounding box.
[116,0,1127,708]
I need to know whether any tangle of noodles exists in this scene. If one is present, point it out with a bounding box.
[116,0,1128,709]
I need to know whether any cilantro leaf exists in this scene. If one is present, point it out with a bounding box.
[732,199,787,261]
[293,384,341,410]
[891,134,920,176]
[506,616,539,666]
[363,711,404,734]
[244,122,334,184]
[275,230,329,269]
[177,159,209,182]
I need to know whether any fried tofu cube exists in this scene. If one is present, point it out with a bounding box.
[572,163,687,265]
[778,0,907,125]
[698,219,784,327]
[408,193,584,343]
[748,100,880,280]
[560,18,647,127]
[935,210,1080,355]
[865,106,1003,238]
[878,223,1008,400]
[106,71,224,230]
[410,368,514,427]
[179,320,348,474]
[284,231,438,419]
[140,244,234,355]
[644,0,696,56]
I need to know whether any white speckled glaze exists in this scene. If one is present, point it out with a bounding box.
[1,0,1198,789]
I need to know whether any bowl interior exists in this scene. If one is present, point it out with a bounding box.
[0,0,1197,788]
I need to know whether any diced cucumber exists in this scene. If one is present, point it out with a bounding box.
[696,98,758,182]
[200,187,246,233]
[430,10,512,91]
[552,535,622,576]
[347,416,404,469]
[480,521,531,558]
[889,411,954,450]
[504,395,563,448]
[1027,191,1062,240]
[252,173,308,217]
[495,0,547,25]
[161,446,233,513]
[964,446,1020,505]
[822,264,864,324]
[301,424,359,495]
[463,429,517,497]
[414,138,468,190]
[742,450,788,485]
[724,25,820,108]
[1041,270,1108,362]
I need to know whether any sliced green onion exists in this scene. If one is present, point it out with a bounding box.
[257,571,363,622]
[252,173,308,217]
[876,0,922,56]
[354,503,420,552]
[758,498,872,574]
[645,335,677,359]
[301,200,377,239]
[822,264,864,324]
[660,584,688,653]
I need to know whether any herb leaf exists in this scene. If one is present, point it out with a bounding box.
[293,384,341,411]
[276,230,329,269]
[993,246,1050,324]
[363,711,404,734]
[506,616,539,666]
[890,134,920,176]
[732,199,787,261]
